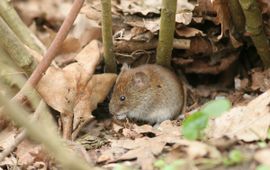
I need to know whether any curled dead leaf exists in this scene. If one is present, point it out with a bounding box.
[37,40,116,139]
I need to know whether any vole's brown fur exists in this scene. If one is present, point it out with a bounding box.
[109,64,185,124]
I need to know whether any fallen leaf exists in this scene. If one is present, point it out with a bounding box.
[211,0,231,39]
[257,0,270,14]
[0,154,18,168]
[72,73,117,139]
[0,128,17,149]
[176,27,205,38]
[58,37,81,55]
[37,40,117,139]
[175,12,193,25]
[254,149,270,166]
[111,137,166,170]
[71,13,101,47]
[16,140,44,167]
[251,68,270,92]
[98,121,219,170]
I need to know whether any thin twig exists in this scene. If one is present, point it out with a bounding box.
[13,0,85,102]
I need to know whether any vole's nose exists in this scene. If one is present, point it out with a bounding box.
[115,112,127,120]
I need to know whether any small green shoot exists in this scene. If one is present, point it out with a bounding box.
[223,149,244,166]
[182,98,231,140]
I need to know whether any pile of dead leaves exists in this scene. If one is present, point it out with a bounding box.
[1,0,270,170]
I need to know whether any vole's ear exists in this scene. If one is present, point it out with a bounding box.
[121,63,129,72]
[133,71,149,87]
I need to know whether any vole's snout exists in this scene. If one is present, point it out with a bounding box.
[115,112,127,120]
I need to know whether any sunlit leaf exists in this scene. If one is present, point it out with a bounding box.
[223,149,244,166]
[182,98,231,140]
[201,98,231,117]
[182,111,208,140]
[256,164,270,170]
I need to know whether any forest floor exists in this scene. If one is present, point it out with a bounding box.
[1,0,270,170]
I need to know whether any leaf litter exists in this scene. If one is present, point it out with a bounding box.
[1,0,270,170]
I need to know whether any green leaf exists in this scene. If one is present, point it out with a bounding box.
[154,159,166,169]
[229,150,244,163]
[201,98,231,117]
[223,149,244,166]
[257,141,267,148]
[162,160,185,170]
[182,98,231,140]
[256,164,270,170]
[267,128,270,139]
[113,164,133,170]
[182,111,208,140]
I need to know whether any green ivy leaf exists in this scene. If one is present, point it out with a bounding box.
[201,98,231,117]
[182,111,208,140]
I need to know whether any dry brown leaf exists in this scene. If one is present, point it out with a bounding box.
[80,2,102,21]
[118,0,194,20]
[58,37,81,55]
[144,18,160,33]
[71,13,101,47]
[14,0,71,26]
[206,89,270,142]
[37,40,117,139]
[250,68,270,92]
[0,154,18,168]
[175,12,193,25]
[176,27,205,38]
[254,149,270,166]
[16,140,44,167]
[211,0,231,39]
[98,121,219,170]
[119,0,161,15]
[0,128,17,149]
[72,73,117,139]
[133,124,160,135]
[183,53,238,74]
[257,0,270,14]
[110,137,165,170]
[37,65,78,114]
[123,16,160,33]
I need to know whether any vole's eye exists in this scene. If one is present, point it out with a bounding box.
[120,96,126,101]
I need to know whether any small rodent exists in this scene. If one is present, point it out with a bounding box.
[109,64,185,124]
